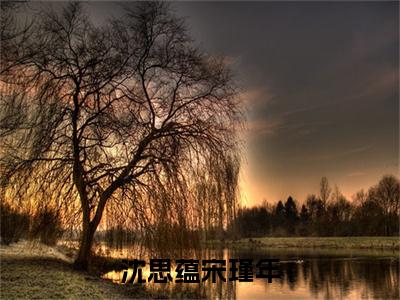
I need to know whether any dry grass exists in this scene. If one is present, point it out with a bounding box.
[209,236,400,252]
[252,236,400,249]
[0,241,148,299]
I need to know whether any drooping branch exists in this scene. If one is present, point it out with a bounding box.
[0,1,244,266]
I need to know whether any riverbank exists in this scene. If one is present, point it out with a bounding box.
[208,236,400,251]
[0,241,149,299]
[0,241,209,299]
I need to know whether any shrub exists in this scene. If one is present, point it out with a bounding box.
[0,201,30,245]
[30,206,63,246]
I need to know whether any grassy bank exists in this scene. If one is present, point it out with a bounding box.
[0,241,208,299]
[208,236,400,251]
[0,241,149,299]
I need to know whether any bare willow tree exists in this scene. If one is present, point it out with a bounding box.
[369,175,400,236]
[319,176,331,207]
[0,2,242,269]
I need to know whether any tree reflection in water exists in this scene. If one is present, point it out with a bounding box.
[101,246,399,299]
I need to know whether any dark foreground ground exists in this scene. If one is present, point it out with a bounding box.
[0,241,148,299]
[0,241,207,299]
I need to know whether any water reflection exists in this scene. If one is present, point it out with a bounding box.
[101,246,399,299]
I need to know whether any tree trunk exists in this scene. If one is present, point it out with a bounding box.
[73,221,96,270]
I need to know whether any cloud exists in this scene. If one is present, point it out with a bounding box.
[281,103,325,117]
[309,145,373,162]
[346,171,366,177]
[246,118,284,137]
[348,18,398,65]
[239,87,275,108]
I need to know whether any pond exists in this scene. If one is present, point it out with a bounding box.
[100,245,399,299]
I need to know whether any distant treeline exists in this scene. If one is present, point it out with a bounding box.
[231,175,399,237]
[2,175,398,248]
[0,203,63,246]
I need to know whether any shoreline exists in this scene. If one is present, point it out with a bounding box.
[0,241,149,299]
[207,236,400,251]
[1,238,398,299]
[0,241,205,299]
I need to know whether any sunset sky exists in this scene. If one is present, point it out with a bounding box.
[27,1,399,206]
[174,1,399,206]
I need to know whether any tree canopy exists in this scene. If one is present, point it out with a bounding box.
[0,2,243,269]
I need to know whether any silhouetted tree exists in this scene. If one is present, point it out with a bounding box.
[234,206,271,237]
[319,176,331,208]
[284,196,298,235]
[326,195,352,236]
[273,200,286,235]
[306,194,325,235]
[232,175,399,238]
[369,175,400,235]
[299,204,310,236]
[352,197,384,235]
[0,2,242,269]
